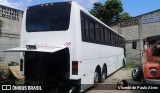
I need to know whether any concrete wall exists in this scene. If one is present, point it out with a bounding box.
[110,9,160,63]
[0,5,22,66]
[121,25,140,63]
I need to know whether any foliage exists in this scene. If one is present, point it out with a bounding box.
[90,2,105,21]
[125,63,138,68]
[90,0,132,25]
[118,12,132,21]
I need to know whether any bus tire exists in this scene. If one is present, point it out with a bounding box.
[69,87,80,93]
[94,68,100,87]
[100,66,107,83]
[132,65,143,81]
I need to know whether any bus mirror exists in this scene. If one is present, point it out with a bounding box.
[132,41,137,49]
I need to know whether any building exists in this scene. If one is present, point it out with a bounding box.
[111,9,160,63]
[0,5,23,65]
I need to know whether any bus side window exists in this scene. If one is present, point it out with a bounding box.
[114,34,117,46]
[85,18,89,38]
[89,21,95,40]
[81,16,85,38]
[110,32,113,45]
[116,35,118,46]
[122,38,125,47]
[100,27,104,42]
[108,30,111,44]
[95,24,101,41]
[118,36,121,47]
[81,16,89,39]
[104,29,109,44]
[112,33,116,45]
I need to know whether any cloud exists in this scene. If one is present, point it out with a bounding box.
[64,0,100,10]
[0,0,99,11]
[80,0,100,10]
[0,0,32,10]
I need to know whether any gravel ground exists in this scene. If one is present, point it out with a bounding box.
[86,68,160,93]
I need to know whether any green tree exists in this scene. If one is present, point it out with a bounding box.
[90,2,104,21]
[118,12,132,21]
[90,0,132,25]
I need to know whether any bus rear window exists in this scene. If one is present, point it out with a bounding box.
[26,2,71,32]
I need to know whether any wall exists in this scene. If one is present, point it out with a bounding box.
[0,5,23,66]
[110,9,160,63]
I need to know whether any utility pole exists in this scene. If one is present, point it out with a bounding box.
[138,17,142,62]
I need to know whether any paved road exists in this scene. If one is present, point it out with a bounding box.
[86,68,160,93]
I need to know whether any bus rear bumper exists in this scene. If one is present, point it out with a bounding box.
[145,79,160,85]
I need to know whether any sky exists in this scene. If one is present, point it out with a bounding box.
[0,0,159,17]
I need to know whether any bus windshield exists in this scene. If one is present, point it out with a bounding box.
[26,2,71,32]
[148,36,160,48]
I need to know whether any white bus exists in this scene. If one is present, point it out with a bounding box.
[4,1,126,92]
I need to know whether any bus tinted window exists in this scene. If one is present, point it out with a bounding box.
[100,27,104,42]
[81,16,85,37]
[104,29,108,43]
[95,24,101,41]
[84,18,89,38]
[89,21,95,39]
[110,32,114,45]
[80,10,125,48]
[26,2,71,32]
[108,30,111,43]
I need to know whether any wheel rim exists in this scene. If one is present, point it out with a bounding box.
[102,71,105,80]
[133,67,138,76]
[94,72,99,83]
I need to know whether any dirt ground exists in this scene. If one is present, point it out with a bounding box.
[85,68,160,93]
[1,67,160,93]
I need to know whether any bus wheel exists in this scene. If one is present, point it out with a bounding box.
[94,69,100,87]
[69,87,80,93]
[100,66,107,83]
[132,65,142,81]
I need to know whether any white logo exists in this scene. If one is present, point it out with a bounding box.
[2,85,42,91]
[2,85,11,90]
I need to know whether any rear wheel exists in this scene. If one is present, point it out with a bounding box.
[69,87,80,93]
[132,65,143,81]
[94,70,99,83]
[100,66,107,83]
[94,69,100,87]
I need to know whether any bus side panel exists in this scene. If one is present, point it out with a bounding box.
[81,42,124,75]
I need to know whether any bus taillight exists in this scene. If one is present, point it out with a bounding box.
[20,59,23,71]
[72,61,78,75]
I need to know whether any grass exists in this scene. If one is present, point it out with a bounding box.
[124,63,138,68]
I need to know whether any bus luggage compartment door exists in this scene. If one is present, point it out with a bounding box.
[24,48,70,88]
